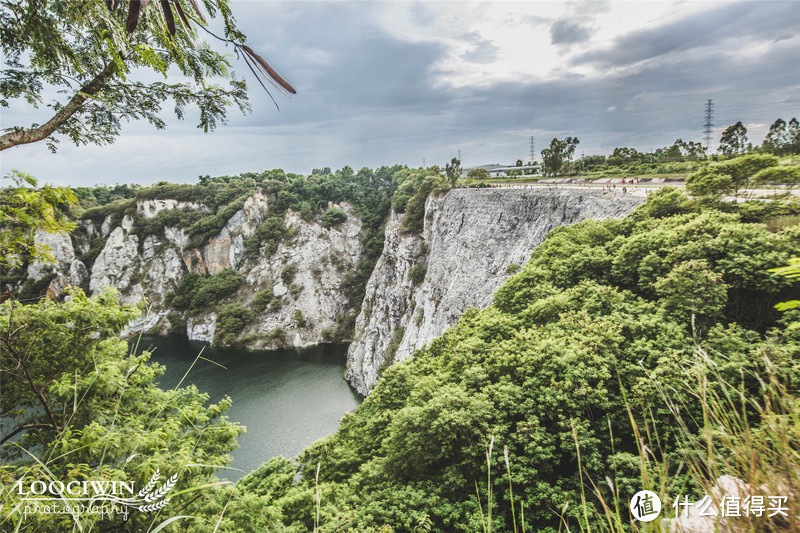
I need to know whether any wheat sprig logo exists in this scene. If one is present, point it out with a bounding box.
[77,469,178,513]
[135,470,177,512]
[137,469,161,498]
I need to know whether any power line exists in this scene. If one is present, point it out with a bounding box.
[703,99,714,151]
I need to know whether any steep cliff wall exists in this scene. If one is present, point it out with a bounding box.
[345,188,644,395]
[24,193,364,349]
[19,187,645,380]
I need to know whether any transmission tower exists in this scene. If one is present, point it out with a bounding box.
[703,99,714,151]
[529,136,536,163]
[458,149,461,161]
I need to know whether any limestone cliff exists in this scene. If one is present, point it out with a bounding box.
[345,188,644,395]
[20,187,645,380]
[26,192,364,349]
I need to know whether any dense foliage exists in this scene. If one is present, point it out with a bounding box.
[214,190,800,532]
[0,0,265,151]
[0,170,76,269]
[685,154,799,197]
[0,289,243,532]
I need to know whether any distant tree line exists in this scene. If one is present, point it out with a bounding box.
[536,117,799,177]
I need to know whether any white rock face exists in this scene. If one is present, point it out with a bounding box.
[27,230,76,279]
[100,215,113,237]
[187,313,217,343]
[68,260,89,287]
[661,475,750,533]
[346,188,644,395]
[239,203,364,350]
[82,192,361,347]
[137,198,209,218]
[89,227,140,303]
[183,192,270,275]
[164,227,188,250]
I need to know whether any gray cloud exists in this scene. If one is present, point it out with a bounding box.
[550,19,595,45]
[461,40,500,64]
[2,1,798,187]
[572,1,800,68]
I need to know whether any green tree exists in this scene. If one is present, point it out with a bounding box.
[0,289,243,530]
[763,118,800,155]
[466,168,491,180]
[321,206,347,228]
[686,154,778,197]
[541,137,579,175]
[719,121,748,156]
[717,153,778,193]
[685,167,734,198]
[0,170,77,268]
[1,0,294,151]
[662,138,705,159]
[763,119,788,154]
[607,146,642,166]
[216,302,254,344]
[751,166,800,187]
[445,157,462,186]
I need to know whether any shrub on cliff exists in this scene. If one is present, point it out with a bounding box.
[321,206,347,228]
[216,303,255,345]
[172,269,243,314]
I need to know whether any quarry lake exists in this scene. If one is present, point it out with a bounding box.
[136,336,363,481]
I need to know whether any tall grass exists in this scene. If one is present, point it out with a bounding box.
[569,342,799,533]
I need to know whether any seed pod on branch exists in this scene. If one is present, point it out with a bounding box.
[241,45,296,95]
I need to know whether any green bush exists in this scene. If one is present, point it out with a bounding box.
[173,269,243,315]
[267,327,286,344]
[293,309,306,327]
[409,261,427,286]
[17,273,56,301]
[281,264,297,285]
[752,165,800,186]
[322,206,347,228]
[77,237,108,272]
[289,284,303,298]
[215,303,254,345]
[253,289,273,310]
[230,192,800,532]
[245,216,288,256]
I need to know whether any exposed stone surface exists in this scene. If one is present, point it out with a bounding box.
[183,192,270,275]
[660,475,757,533]
[25,189,645,365]
[346,188,644,395]
[27,230,76,279]
[187,313,217,343]
[68,260,89,287]
[137,198,209,218]
[100,215,113,237]
[238,203,364,350]
[88,227,140,304]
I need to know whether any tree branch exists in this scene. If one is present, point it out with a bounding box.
[4,339,62,435]
[0,61,118,151]
[0,423,60,446]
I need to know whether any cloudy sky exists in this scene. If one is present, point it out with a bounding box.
[2,0,799,187]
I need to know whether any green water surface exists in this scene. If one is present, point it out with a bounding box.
[136,336,362,481]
